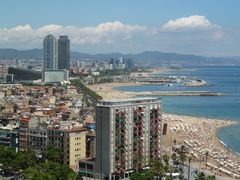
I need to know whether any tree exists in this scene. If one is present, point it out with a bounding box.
[196,172,206,180]
[12,151,37,171]
[0,146,17,172]
[23,161,77,180]
[205,151,209,168]
[187,156,192,180]
[23,167,54,180]
[150,158,165,179]
[76,173,83,180]
[206,175,216,180]
[162,154,171,174]
[178,145,188,165]
[130,172,145,180]
[171,152,180,167]
[42,146,62,163]
[171,153,177,162]
[194,171,216,180]
[163,154,170,164]
[173,139,177,145]
[0,145,77,179]
[130,171,154,180]
[176,145,188,177]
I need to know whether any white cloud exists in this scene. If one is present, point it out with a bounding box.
[37,24,63,33]
[9,25,32,32]
[162,15,217,32]
[0,18,239,56]
[0,21,146,49]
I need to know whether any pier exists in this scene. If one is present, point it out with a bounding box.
[139,91,224,96]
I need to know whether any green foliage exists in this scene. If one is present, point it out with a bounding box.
[42,146,62,163]
[23,167,54,180]
[195,172,206,180]
[0,145,77,179]
[70,79,102,104]
[206,175,216,180]
[76,174,83,180]
[130,170,154,180]
[149,158,165,178]
[178,145,188,165]
[12,151,37,171]
[171,153,178,164]
[23,161,76,180]
[195,171,216,180]
[163,154,170,164]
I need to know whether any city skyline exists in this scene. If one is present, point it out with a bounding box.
[0,1,240,56]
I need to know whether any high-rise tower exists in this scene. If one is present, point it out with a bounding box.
[43,34,58,70]
[95,97,162,179]
[58,35,70,69]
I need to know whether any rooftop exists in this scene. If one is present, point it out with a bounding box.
[96,97,161,107]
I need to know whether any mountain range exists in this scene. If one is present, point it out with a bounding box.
[0,48,240,66]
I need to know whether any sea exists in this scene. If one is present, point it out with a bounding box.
[115,66,240,154]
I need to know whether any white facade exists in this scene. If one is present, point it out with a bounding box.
[43,34,58,70]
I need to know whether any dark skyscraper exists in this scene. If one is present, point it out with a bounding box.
[58,36,70,69]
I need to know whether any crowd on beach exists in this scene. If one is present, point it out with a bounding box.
[162,113,240,179]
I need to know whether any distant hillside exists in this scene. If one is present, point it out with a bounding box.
[131,51,240,66]
[0,48,240,66]
[0,48,42,59]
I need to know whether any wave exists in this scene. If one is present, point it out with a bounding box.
[219,140,227,147]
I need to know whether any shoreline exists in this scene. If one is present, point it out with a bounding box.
[216,124,240,157]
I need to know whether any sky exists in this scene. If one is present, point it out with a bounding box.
[0,0,240,56]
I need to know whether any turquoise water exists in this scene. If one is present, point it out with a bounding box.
[116,66,240,153]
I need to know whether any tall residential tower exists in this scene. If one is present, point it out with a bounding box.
[58,36,70,70]
[43,34,58,70]
[95,97,162,179]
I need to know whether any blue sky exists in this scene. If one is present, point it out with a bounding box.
[0,0,240,56]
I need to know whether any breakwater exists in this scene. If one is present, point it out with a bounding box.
[139,91,224,96]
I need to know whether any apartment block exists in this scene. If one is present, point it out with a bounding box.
[47,121,87,172]
[18,117,30,152]
[29,118,49,154]
[0,128,19,152]
[95,97,162,179]
[86,131,96,159]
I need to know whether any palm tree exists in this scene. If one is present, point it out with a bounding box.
[171,153,177,163]
[205,151,209,168]
[195,172,206,180]
[206,175,216,180]
[177,145,188,177]
[163,154,170,165]
[187,156,192,180]
[179,145,187,166]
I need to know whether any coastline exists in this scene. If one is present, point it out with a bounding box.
[87,82,145,99]
[216,124,240,157]
[88,81,240,178]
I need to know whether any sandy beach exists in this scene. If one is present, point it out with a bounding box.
[162,113,240,179]
[87,82,145,99]
[88,81,240,179]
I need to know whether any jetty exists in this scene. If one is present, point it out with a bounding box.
[140,91,224,96]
